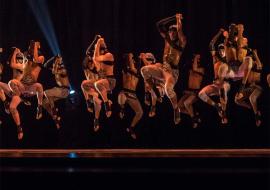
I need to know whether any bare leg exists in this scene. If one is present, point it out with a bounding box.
[9,95,23,140]
[27,83,44,120]
[184,94,200,128]
[81,80,97,112]
[8,79,23,96]
[238,57,253,79]
[164,73,180,124]
[178,93,190,115]
[0,89,5,101]
[199,85,224,122]
[141,65,164,117]
[95,79,110,102]
[183,94,197,118]
[126,97,143,139]
[249,88,262,127]
[199,85,219,107]
[118,92,126,119]
[148,88,157,117]
[95,79,112,117]
[249,88,261,114]
[42,97,53,117]
[93,95,102,132]
[0,82,12,101]
[219,82,230,124]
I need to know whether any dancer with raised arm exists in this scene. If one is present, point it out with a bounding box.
[8,41,45,140]
[118,53,143,139]
[140,52,164,117]
[93,37,116,131]
[43,55,70,129]
[141,13,186,125]
[199,29,230,124]
[81,35,103,132]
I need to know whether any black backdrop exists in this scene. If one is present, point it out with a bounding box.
[0,0,269,148]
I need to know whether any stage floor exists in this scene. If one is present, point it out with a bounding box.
[1,148,270,158]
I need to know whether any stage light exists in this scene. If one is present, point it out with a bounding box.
[26,0,60,55]
[67,152,78,158]
[69,89,76,95]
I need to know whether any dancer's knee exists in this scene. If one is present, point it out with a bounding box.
[165,83,176,99]
[198,90,209,102]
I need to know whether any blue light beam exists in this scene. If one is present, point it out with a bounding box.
[27,0,60,55]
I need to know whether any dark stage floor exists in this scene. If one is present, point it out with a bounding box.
[1,149,269,189]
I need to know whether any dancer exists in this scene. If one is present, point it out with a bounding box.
[93,37,116,120]
[141,13,186,124]
[140,52,164,117]
[235,50,263,127]
[81,35,103,132]
[178,54,204,128]
[43,55,70,129]
[118,53,143,139]
[199,29,230,124]
[225,23,251,80]
[0,48,30,115]
[8,41,45,140]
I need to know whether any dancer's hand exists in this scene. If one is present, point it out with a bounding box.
[176,13,183,20]
[139,53,145,59]
[98,38,104,44]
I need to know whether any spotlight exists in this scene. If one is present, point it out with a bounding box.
[26,0,60,55]
[69,89,76,95]
[67,152,78,159]
[66,87,80,110]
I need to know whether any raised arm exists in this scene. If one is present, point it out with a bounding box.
[209,29,225,53]
[176,13,186,48]
[93,38,114,63]
[139,53,152,66]
[156,15,175,38]
[192,55,204,74]
[252,49,263,71]
[10,48,23,70]
[51,58,59,75]
[33,42,44,64]
[86,35,101,56]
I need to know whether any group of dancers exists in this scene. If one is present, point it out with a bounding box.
[0,13,269,140]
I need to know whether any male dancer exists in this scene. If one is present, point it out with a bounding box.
[178,54,204,128]
[235,50,263,127]
[141,13,186,124]
[140,52,164,117]
[118,53,143,139]
[43,55,70,129]
[199,29,230,124]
